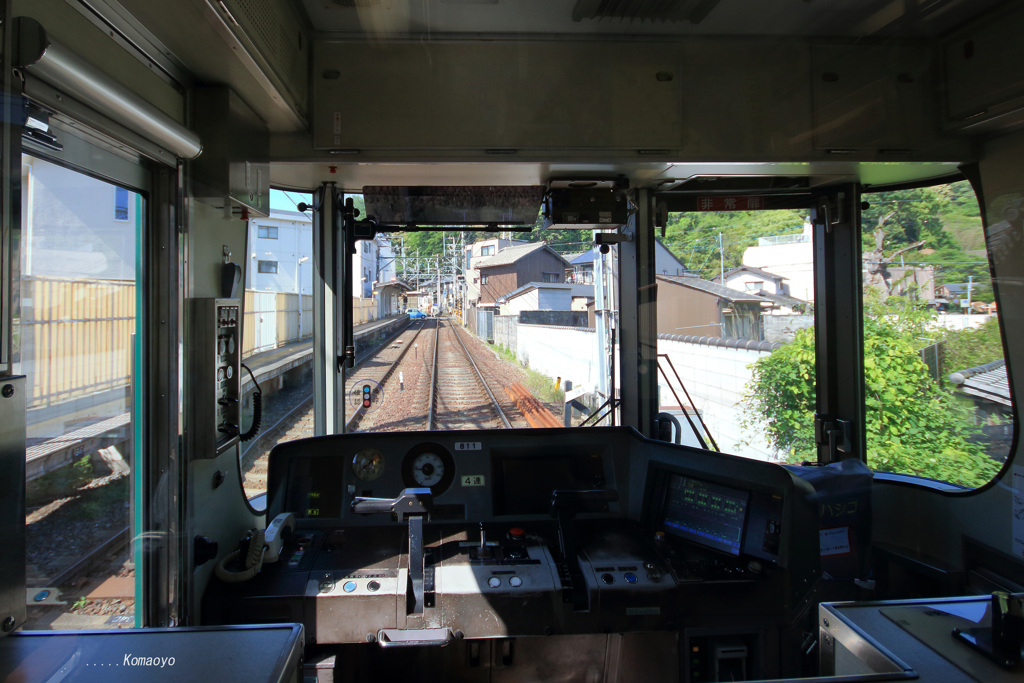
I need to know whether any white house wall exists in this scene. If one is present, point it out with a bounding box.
[658,338,776,461]
[742,242,815,302]
[504,321,777,461]
[25,157,139,280]
[725,272,785,296]
[249,215,314,294]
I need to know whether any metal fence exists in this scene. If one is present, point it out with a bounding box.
[242,291,315,356]
[21,278,336,408]
[21,276,135,409]
[919,340,944,383]
[477,309,495,342]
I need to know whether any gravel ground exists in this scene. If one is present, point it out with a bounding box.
[26,474,130,583]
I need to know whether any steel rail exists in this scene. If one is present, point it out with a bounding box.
[426,318,442,430]
[240,395,314,466]
[430,318,510,430]
[48,526,131,588]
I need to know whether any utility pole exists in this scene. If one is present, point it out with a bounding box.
[967,275,973,313]
[719,232,724,282]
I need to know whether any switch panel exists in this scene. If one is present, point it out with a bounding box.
[190,298,241,459]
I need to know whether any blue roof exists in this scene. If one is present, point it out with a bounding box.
[570,247,600,265]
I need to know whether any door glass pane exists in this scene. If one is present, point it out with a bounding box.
[20,155,139,629]
[661,208,816,459]
[239,190,315,505]
[860,180,1011,487]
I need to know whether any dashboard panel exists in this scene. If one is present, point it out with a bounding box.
[213,427,819,656]
[269,428,632,526]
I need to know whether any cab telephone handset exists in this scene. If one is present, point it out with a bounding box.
[214,513,294,582]
[264,512,294,562]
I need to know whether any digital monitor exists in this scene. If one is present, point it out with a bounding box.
[493,452,606,515]
[286,457,344,519]
[363,186,543,226]
[660,473,750,556]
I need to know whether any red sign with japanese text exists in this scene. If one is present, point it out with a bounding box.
[693,196,765,211]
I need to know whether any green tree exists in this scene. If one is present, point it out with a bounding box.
[939,318,1004,378]
[662,209,806,279]
[743,298,1000,488]
[862,183,990,301]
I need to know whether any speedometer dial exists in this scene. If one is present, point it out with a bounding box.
[410,452,444,487]
[401,442,455,495]
[351,448,385,481]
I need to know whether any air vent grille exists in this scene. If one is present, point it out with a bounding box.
[572,0,720,24]
[224,0,309,112]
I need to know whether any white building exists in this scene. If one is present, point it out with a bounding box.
[246,210,397,304]
[719,265,791,297]
[247,210,314,294]
[741,217,815,302]
[497,283,574,316]
[23,155,139,279]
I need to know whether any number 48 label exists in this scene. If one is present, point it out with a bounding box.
[461,475,485,487]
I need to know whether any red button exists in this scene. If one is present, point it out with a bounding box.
[508,527,525,539]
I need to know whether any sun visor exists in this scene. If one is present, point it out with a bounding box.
[363,186,543,227]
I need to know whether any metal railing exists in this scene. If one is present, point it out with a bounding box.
[21,276,135,409]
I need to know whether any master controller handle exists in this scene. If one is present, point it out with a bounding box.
[352,487,432,520]
[351,488,433,615]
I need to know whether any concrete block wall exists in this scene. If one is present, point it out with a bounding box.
[657,337,777,461]
[497,321,781,462]
[494,314,518,353]
[515,324,604,394]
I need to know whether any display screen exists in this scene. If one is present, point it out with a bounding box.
[493,452,606,515]
[363,186,543,226]
[661,473,750,556]
[286,457,344,519]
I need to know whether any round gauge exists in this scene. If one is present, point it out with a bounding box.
[351,448,385,482]
[401,442,455,495]
[410,452,444,487]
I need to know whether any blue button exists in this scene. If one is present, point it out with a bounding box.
[624,573,638,584]
[343,581,357,593]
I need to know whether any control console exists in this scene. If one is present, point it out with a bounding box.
[204,427,818,646]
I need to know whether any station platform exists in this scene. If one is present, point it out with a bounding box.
[241,314,410,388]
[25,314,410,478]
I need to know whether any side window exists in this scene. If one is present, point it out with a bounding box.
[858,181,1009,487]
[660,209,816,457]
[21,155,140,629]
[240,190,314,505]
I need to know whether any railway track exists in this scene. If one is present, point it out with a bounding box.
[239,317,547,444]
[344,319,429,432]
[428,319,511,430]
[241,395,315,498]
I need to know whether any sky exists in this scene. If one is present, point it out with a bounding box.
[270,189,312,212]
